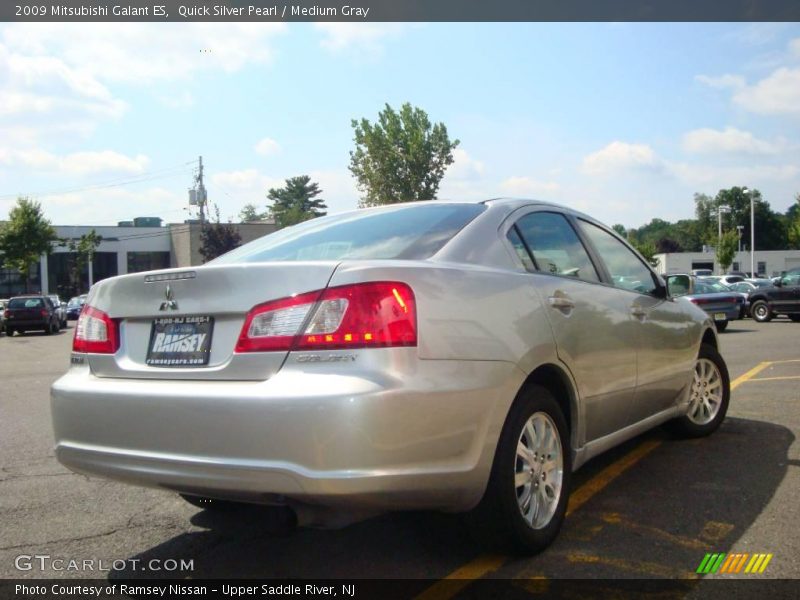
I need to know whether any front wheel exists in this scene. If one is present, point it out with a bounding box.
[665,343,730,438]
[715,320,728,332]
[467,385,571,554]
[751,300,772,323]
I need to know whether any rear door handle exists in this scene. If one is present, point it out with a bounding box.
[548,295,575,312]
[630,306,647,320]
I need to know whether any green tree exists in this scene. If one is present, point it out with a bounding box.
[611,224,627,237]
[698,187,787,251]
[349,102,459,207]
[0,197,57,293]
[630,239,660,268]
[715,229,739,273]
[786,195,800,250]
[59,230,103,294]
[199,205,242,262]
[239,203,269,223]
[267,176,327,228]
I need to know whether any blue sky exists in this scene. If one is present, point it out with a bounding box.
[1,22,799,228]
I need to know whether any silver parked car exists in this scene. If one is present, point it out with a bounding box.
[51,200,729,554]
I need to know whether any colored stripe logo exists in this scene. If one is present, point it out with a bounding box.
[697,553,773,574]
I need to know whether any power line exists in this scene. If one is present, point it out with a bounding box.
[0,160,197,201]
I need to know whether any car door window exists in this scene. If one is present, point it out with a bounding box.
[781,271,800,287]
[577,220,658,295]
[512,212,600,282]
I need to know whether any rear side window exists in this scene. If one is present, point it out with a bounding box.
[213,203,485,264]
[512,212,600,282]
[577,220,658,296]
[9,298,44,309]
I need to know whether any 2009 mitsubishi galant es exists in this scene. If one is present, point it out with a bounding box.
[51,199,730,553]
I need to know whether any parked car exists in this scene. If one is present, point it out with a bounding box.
[748,268,800,323]
[51,199,729,554]
[5,295,61,336]
[48,295,68,329]
[716,275,746,286]
[0,299,7,334]
[691,268,713,276]
[727,280,774,317]
[665,275,741,331]
[66,295,87,320]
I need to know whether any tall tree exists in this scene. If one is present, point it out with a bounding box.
[0,197,57,292]
[349,102,459,207]
[611,224,627,237]
[786,195,800,250]
[239,203,269,223]
[59,230,103,294]
[267,176,327,228]
[199,205,242,262]
[715,229,739,274]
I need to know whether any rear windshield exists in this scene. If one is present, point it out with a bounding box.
[9,298,44,309]
[213,203,485,264]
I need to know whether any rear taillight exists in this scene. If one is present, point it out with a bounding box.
[73,306,119,354]
[40,309,48,317]
[235,282,417,353]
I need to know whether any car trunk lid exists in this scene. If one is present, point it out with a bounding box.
[84,262,338,380]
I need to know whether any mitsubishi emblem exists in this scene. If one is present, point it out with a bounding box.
[159,284,179,311]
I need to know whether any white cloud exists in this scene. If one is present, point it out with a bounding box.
[0,148,149,176]
[582,141,663,176]
[446,148,485,180]
[254,137,281,157]
[670,163,800,187]
[732,67,800,116]
[500,176,560,198]
[694,74,746,90]
[681,127,781,155]
[314,23,408,55]
[158,91,195,110]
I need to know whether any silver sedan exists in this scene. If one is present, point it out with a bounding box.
[51,199,729,554]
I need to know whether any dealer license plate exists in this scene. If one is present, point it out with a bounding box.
[146,316,213,367]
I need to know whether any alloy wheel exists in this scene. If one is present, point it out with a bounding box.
[515,412,563,529]
[688,358,724,425]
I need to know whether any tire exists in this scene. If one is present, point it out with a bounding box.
[789,315,800,323]
[751,300,772,323]
[665,343,730,438]
[467,384,571,554]
[45,321,54,335]
[5,328,13,337]
[180,494,241,511]
[715,320,728,332]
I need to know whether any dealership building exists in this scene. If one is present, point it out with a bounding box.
[0,218,277,299]
[654,250,800,278]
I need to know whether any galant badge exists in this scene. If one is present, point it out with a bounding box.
[159,284,179,311]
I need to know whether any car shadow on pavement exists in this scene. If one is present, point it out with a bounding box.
[109,417,793,580]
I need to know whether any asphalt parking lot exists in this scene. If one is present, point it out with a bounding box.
[1,318,798,590]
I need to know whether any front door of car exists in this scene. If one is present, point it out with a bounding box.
[574,219,697,422]
[509,210,638,443]
[775,271,800,313]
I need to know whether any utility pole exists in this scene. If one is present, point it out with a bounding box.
[189,156,207,227]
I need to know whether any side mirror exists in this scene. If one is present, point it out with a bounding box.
[665,275,690,298]
[774,280,783,288]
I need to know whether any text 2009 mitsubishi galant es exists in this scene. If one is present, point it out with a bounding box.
[51,199,729,553]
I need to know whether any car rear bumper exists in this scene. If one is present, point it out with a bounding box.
[6,318,49,330]
[51,356,522,512]
[703,307,740,322]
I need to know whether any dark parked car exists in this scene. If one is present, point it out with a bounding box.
[66,295,87,320]
[748,268,800,323]
[727,280,774,318]
[5,295,61,336]
[666,275,741,332]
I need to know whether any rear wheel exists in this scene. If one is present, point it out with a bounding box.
[790,315,800,323]
[5,328,13,337]
[467,384,571,554]
[715,320,728,332]
[665,343,729,438]
[45,321,55,335]
[751,300,772,323]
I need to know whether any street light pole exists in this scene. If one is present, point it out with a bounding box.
[743,187,754,277]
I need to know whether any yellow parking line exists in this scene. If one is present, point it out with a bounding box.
[600,512,708,550]
[564,552,698,579]
[747,376,800,383]
[414,439,661,600]
[730,361,771,390]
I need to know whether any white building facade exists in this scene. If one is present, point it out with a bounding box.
[653,250,800,278]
